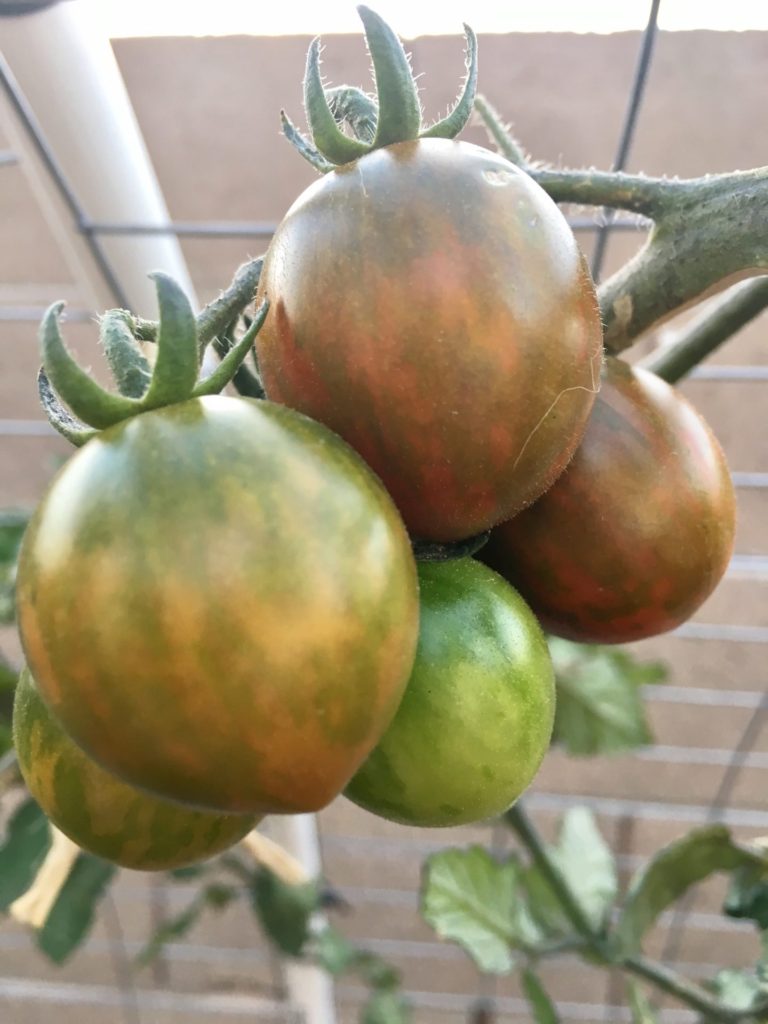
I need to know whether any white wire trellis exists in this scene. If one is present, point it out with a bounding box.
[1,2,767,1023]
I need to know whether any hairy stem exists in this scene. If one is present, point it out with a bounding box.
[643,277,768,383]
[624,954,768,1022]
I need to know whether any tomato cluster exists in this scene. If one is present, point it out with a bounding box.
[12,10,735,871]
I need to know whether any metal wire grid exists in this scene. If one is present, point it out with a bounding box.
[1,3,767,1022]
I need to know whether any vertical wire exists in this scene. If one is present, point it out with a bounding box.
[590,0,662,282]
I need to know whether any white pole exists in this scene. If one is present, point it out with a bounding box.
[0,1,196,317]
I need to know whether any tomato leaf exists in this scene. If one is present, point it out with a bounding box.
[724,861,768,929]
[709,970,766,1011]
[0,798,52,911]
[36,853,116,963]
[0,509,29,626]
[627,981,659,1022]
[251,867,321,956]
[136,896,206,966]
[522,967,562,1023]
[521,807,617,938]
[616,825,768,954]
[420,846,542,974]
[549,638,666,756]
[362,988,411,1024]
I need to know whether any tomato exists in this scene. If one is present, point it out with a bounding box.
[344,559,555,827]
[13,667,258,871]
[256,138,603,542]
[482,358,736,644]
[16,395,419,814]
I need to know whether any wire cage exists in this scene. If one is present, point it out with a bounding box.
[1,2,767,1022]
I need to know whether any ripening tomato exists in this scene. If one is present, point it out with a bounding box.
[256,138,603,542]
[16,396,419,814]
[482,358,736,644]
[345,559,555,827]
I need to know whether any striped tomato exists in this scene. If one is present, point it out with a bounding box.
[483,359,736,644]
[16,396,419,814]
[256,138,603,542]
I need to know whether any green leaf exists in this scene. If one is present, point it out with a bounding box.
[724,861,768,929]
[136,896,205,966]
[0,798,52,911]
[521,807,616,939]
[421,846,541,974]
[758,931,768,987]
[549,638,666,756]
[314,927,400,989]
[251,868,320,956]
[362,988,410,1024]
[709,969,765,1011]
[0,509,29,626]
[617,825,768,954]
[36,854,116,963]
[522,968,561,1023]
[627,981,659,1023]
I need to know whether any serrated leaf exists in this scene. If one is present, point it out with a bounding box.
[627,981,659,1023]
[0,510,29,626]
[36,854,116,963]
[549,638,666,757]
[0,798,52,911]
[251,868,320,956]
[362,988,410,1024]
[724,862,768,929]
[522,968,561,1023]
[136,897,205,966]
[521,807,616,938]
[710,969,764,1011]
[421,847,541,974]
[617,825,768,954]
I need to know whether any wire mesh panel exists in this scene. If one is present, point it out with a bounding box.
[1,4,767,1023]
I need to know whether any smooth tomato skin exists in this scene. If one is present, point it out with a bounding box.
[16,396,420,815]
[344,559,555,827]
[482,359,736,644]
[256,138,603,542]
[14,667,258,871]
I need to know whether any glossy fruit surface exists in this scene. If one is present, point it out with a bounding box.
[13,667,257,871]
[344,559,555,827]
[483,358,736,644]
[16,396,419,814]
[256,138,603,542]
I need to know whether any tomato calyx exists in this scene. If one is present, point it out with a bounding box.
[282,5,478,173]
[38,267,269,447]
[411,530,491,563]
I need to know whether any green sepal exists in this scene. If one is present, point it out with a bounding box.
[99,310,152,399]
[37,369,98,447]
[193,298,269,397]
[141,272,200,408]
[304,38,372,165]
[357,5,422,148]
[326,85,379,145]
[40,302,139,429]
[280,110,335,174]
[420,24,478,140]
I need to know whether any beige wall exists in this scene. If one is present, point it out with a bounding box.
[1,26,767,1023]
